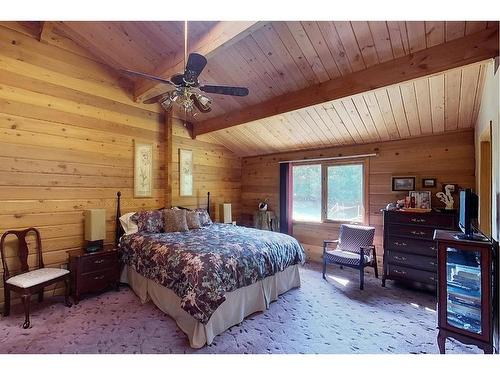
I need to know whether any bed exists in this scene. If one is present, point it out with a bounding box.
[114,192,305,348]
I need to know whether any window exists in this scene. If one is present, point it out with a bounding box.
[326,164,364,222]
[292,164,322,222]
[292,161,366,223]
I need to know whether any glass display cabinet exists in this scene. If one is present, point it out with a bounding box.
[434,230,494,354]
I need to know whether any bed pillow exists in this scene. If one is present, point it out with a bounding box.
[195,208,213,226]
[131,210,164,233]
[185,210,202,229]
[164,208,189,232]
[119,212,139,235]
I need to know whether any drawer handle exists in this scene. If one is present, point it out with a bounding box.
[93,275,105,280]
[393,269,406,275]
[410,218,426,223]
[429,276,436,282]
[429,246,436,251]
[94,259,105,264]
[394,241,407,247]
[429,261,436,266]
[410,230,426,236]
[394,255,407,261]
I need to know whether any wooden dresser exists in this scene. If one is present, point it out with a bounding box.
[382,210,457,288]
[67,247,120,304]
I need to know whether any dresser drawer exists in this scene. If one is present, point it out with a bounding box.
[385,212,455,228]
[386,250,437,272]
[386,236,437,256]
[79,268,119,294]
[81,252,118,273]
[389,224,435,240]
[387,264,437,285]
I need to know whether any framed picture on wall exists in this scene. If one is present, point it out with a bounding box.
[392,176,416,191]
[179,149,193,196]
[134,141,153,197]
[422,178,437,188]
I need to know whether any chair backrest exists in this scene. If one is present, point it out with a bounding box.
[338,224,375,254]
[0,228,43,281]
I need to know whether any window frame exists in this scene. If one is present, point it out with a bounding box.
[291,158,368,225]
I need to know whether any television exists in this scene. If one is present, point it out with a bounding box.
[456,188,479,240]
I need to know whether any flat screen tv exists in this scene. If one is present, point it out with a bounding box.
[456,188,479,240]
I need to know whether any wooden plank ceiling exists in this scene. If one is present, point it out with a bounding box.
[208,62,488,156]
[12,20,498,156]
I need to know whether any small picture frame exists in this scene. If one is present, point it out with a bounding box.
[392,176,416,191]
[422,178,437,188]
[409,191,432,209]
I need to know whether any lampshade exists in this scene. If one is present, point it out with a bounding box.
[84,209,106,241]
[219,203,232,224]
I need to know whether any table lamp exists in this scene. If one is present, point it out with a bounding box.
[84,209,106,252]
[219,203,232,224]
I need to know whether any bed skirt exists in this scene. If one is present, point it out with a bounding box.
[120,264,301,348]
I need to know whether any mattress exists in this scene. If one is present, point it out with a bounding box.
[119,223,305,324]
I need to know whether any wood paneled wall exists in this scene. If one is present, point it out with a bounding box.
[170,119,242,222]
[241,130,476,266]
[0,23,241,309]
[0,23,166,307]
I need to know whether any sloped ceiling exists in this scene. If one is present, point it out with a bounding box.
[7,20,497,156]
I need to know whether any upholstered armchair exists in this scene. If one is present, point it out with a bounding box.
[322,224,378,290]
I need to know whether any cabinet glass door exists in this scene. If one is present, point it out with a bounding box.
[446,247,482,334]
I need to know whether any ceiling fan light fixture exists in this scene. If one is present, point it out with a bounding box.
[160,96,174,111]
[197,93,212,108]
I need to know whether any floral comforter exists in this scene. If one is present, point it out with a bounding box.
[119,224,305,324]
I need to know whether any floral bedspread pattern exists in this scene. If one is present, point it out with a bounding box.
[119,224,305,324]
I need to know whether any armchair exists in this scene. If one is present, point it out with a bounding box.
[322,224,378,290]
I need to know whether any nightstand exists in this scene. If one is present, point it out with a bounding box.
[67,246,120,304]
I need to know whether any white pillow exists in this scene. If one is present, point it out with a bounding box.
[119,212,138,235]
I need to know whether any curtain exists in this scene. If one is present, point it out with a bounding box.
[279,163,293,235]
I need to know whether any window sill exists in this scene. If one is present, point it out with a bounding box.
[292,220,365,227]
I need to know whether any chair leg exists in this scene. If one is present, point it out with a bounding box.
[38,288,44,303]
[64,277,72,308]
[373,262,379,279]
[3,288,10,317]
[322,260,327,279]
[21,294,31,329]
[359,267,364,290]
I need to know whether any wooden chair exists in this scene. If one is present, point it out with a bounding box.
[322,224,379,290]
[1,228,72,328]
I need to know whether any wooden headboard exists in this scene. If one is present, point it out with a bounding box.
[114,191,211,247]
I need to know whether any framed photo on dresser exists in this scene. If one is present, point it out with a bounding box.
[409,191,432,209]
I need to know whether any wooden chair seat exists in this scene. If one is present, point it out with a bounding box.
[6,268,69,289]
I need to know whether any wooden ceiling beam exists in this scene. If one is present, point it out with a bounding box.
[193,27,499,138]
[134,21,265,101]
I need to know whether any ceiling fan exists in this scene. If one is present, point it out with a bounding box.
[120,22,249,116]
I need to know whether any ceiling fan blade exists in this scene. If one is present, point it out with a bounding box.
[185,53,207,77]
[120,69,174,85]
[143,92,170,105]
[200,85,249,97]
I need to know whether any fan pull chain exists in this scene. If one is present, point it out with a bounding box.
[184,20,188,72]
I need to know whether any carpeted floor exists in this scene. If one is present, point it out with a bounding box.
[0,263,482,354]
